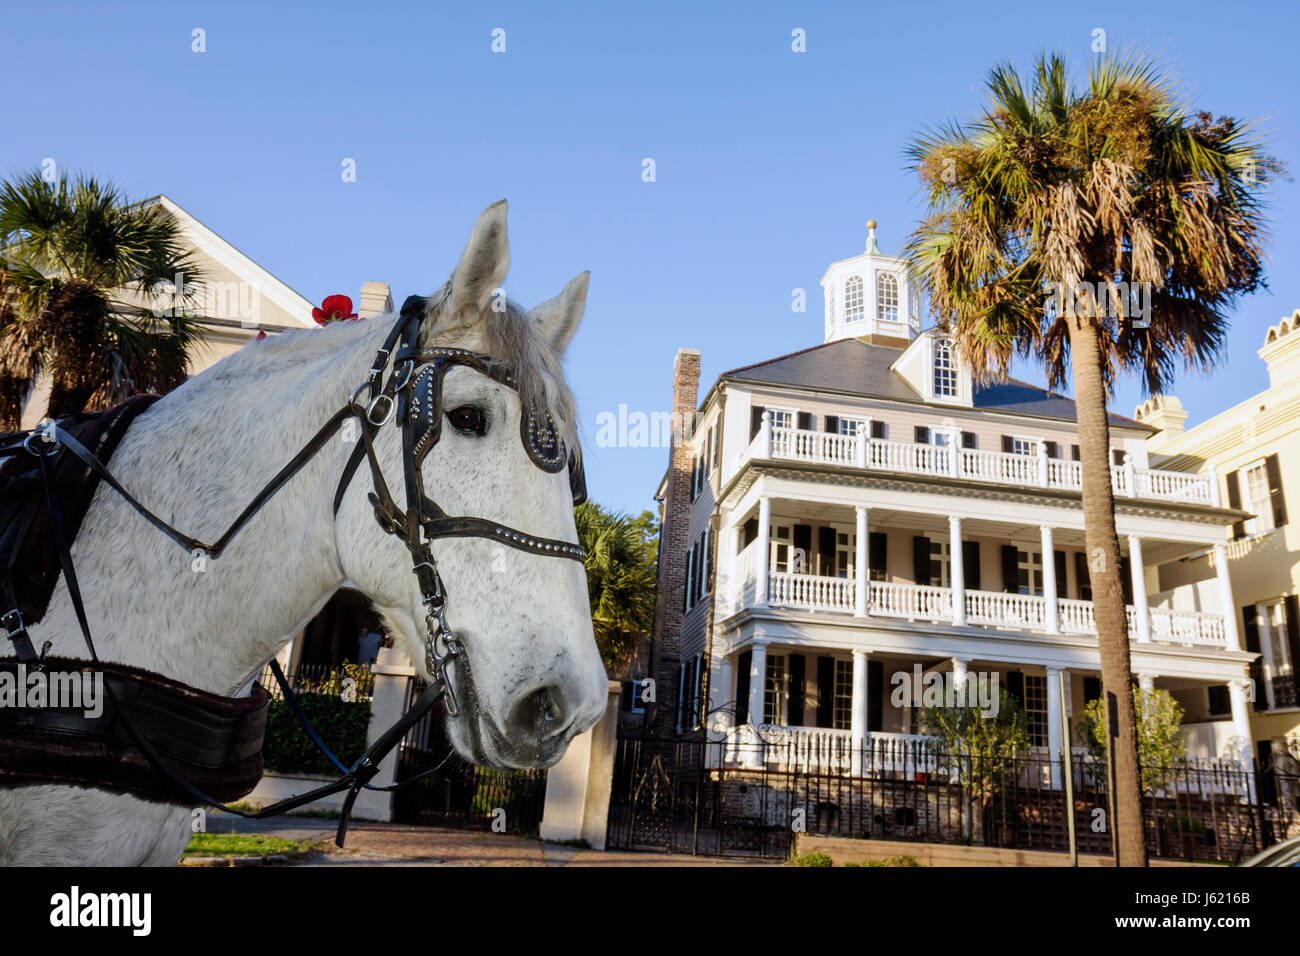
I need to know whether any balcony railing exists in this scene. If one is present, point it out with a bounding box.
[734,569,1228,649]
[751,425,1218,506]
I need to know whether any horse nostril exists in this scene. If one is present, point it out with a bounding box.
[506,686,569,743]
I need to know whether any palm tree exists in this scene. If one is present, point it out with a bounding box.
[904,53,1276,865]
[574,502,659,675]
[0,171,209,428]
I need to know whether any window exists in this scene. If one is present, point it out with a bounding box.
[769,525,794,573]
[1013,437,1039,457]
[877,272,899,322]
[833,659,853,730]
[844,275,864,322]
[1024,675,1048,746]
[835,531,856,579]
[1017,549,1043,596]
[928,540,951,588]
[764,654,786,725]
[768,407,795,431]
[626,678,647,714]
[837,416,868,438]
[1259,600,1297,709]
[933,339,958,397]
[1244,460,1276,535]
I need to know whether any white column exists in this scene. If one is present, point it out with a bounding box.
[747,641,768,729]
[1128,535,1151,643]
[855,506,869,617]
[1123,453,1138,497]
[949,516,966,626]
[1137,672,1155,694]
[755,496,772,606]
[951,657,969,697]
[856,426,869,468]
[947,428,961,478]
[1046,666,1063,790]
[1214,543,1242,651]
[1228,678,1255,770]
[1037,443,1050,486]
[712,656,734,733]
[1041,525,1059,634]
[1207,464,1221,507]
[850,649,870,775]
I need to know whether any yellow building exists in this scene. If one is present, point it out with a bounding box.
[1141,310,1300,773]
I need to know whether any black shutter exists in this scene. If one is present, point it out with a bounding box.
[621,680,633,711]
[703,529,713,592]
[824,415,839,433]
[1002,435,1015,454]
[1083,677,1101,705]
[1119,555,1133,605]
[868,660,884,732]
[1001,545,1019,593]
[797,411,813,432]
[1045,441,1060,458]
[742,517,758,547]
[1071,444,1081,461]
[869,532,887,578]
[870,420,887,440]
[735,650,752,725]
[815,656,835,728]
[1266,454,1288,528]
[1286,596,1300,687]
[713,426,722,469]
[750,405,765,440]
[961,431,977,449]
[962,540,981,591]
[1207,685,1230,716]
[1227,469,1245,539]
[788,654,806,727]
[913,536,932,586]
[1054,550,1067,594]
[817,526,836,577]
[914,425,930,444]
[1074,551,1092,601]
[1112,448,1127,467]
[793,524,812,574]
[1242,606,1268,712]
[1005,670,1024,706]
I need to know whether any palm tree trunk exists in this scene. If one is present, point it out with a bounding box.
[1066,313,1149,867]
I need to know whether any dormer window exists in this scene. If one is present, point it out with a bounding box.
[877,272,899,323]
[844,275,864,322]
[933,339,958,397]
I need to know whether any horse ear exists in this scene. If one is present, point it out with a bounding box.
[449,200,510,320]
[527,271,589,356]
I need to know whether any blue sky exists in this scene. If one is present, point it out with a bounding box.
[3,0,1297,516]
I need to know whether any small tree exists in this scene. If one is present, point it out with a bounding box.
[1076,685,1186,794]
[574,502,658,675]
[918,689,1031,843]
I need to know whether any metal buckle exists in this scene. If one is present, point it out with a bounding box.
[3,608,38,663]
[365,394,396,427]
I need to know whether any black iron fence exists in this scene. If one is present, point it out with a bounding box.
[391,680,547,834]
[256,661,375,701]
[608,732,1300,862]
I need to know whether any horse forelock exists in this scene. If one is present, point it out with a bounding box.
[418,283,582,462]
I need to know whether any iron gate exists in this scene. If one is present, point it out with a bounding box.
[391,680,547,834]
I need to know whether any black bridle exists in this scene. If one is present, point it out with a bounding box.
[1,294,587,845]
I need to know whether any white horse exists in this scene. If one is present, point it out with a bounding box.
[0,201,608,866]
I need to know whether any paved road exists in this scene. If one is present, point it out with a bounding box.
[203,813,774,867]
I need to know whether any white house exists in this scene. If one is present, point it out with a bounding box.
[658,223,1257,782]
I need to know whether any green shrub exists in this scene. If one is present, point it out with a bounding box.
[786,851,834,867]
[262,693,370,775]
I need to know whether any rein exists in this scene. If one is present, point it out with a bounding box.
[0,296,587,846]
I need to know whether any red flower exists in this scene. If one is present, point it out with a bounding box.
[312,294,358,325]
[256,330,268,341]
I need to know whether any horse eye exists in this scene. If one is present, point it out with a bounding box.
[447,405,487,435]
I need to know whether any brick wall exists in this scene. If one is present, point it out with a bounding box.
[649,348,700,730]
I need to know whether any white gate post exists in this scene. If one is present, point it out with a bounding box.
[540,680,622,848]
[350,645,417,822]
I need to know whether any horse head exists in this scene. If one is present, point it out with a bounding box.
[335,201,607,771]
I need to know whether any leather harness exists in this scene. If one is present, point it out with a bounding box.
[0,294,587,845]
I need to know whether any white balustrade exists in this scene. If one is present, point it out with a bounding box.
[869,580,953,622]
[965,589,1047,630]
[767,570,855,613]
[751,426,1214,504]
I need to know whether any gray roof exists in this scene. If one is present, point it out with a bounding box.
[720,338,1148,430]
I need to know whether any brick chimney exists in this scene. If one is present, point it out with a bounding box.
[649,348,700,723]
[358,281,394,319]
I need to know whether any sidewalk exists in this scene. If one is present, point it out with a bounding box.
[202,813,775,867]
